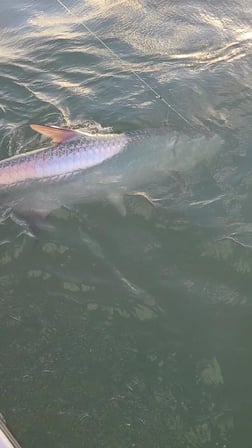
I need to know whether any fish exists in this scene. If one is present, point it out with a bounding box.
[0,123,223,234]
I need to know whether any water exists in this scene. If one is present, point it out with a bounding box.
[0,0,251,446]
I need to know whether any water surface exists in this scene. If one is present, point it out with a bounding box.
[0,0,252,446]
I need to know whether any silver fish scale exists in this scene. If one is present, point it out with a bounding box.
[0,133,128,189]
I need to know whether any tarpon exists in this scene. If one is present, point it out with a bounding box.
[0,124,223,233]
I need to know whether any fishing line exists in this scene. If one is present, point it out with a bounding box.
[55,0,192,127]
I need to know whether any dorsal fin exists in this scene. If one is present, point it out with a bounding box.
[30,124,77,143]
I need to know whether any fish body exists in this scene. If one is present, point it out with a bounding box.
[0,124,222,229]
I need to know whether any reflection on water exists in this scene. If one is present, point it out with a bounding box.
[0,0,252,446]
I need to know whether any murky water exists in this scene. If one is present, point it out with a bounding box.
[0,0,252,446]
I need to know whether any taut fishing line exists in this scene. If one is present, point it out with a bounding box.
[55,0,192,127]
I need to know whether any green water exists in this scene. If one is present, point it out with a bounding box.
[0,0,252,446]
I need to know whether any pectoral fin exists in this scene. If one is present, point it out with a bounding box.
[30,124,77,144]
[13,210,52,238]
[107,192,159,218]
[126,192,159,219]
